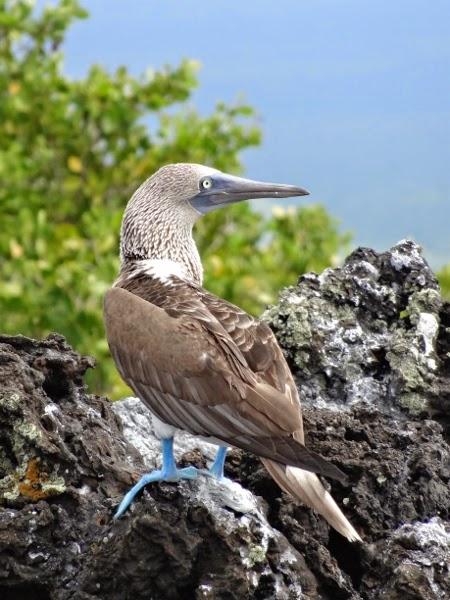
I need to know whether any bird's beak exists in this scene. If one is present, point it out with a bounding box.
[190,173,309,214]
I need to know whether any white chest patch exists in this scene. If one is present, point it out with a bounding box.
[151,413,178,439]
[139,259,186,284]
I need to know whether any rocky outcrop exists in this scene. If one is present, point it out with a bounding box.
[0,337,305,599]
[0,240,449,599]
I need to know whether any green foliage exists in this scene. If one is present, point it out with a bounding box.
[0,0,350,398]
[437,264,450,300]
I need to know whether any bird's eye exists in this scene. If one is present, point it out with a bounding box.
[201,177,213,190]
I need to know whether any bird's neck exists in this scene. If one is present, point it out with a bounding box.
[119,222,203,286]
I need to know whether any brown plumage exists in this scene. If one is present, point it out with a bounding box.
[106,276,345,481]
[105,163,361,541]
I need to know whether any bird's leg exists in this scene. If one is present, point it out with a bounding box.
[208,446,228,479]
[159,436,179,479]
[114,437,198,519]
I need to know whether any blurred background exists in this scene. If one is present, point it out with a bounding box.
[1,0,449,397]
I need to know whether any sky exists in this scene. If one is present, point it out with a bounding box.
[60,0,449,267]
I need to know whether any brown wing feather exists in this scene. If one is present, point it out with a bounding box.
[104,285,346,482]
[200,290,305,442]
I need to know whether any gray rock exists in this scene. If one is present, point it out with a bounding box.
[263,240,448,420]
[0,335,312,600]
[0,239,449,599]
[361,518,450,599]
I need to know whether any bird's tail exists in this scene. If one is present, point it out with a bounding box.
[261,458,362,543]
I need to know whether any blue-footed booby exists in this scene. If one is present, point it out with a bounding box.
[104,163,361,542]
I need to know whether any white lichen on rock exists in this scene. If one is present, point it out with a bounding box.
[263,240,443,418]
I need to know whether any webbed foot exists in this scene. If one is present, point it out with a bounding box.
[114,464,199,519]
[114,441,229,518]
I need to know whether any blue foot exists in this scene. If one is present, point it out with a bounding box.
[114,438,199,519]
[208,446,228,480]
[114,465,199,519]
[114,442,229,519]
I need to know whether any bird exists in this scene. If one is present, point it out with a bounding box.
[104,163,361,542]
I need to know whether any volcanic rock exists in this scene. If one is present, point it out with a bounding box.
[0,240,448,599]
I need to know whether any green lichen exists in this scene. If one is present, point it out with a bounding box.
[39,475,66,497]
[0,391,22,412]
[263,289,314,351]
[246,544,267,566]
[0,461,27,501]
[263,286,357,374]
[1,481,20,501]
[387,334,425,391]
[387,291,440,399]
[398,393,428,416]
[13,420,43,455]
[407,289,442,318]
[263,250,443,416]
[15,421,42,442]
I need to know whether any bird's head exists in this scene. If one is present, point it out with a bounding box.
[120,163,309,268]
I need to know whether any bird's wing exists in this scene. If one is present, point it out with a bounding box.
[200,290,305,442]
[104,282,346,482]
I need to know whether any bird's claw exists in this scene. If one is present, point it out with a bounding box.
[114,465,202,519]
[114,442,229,519]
